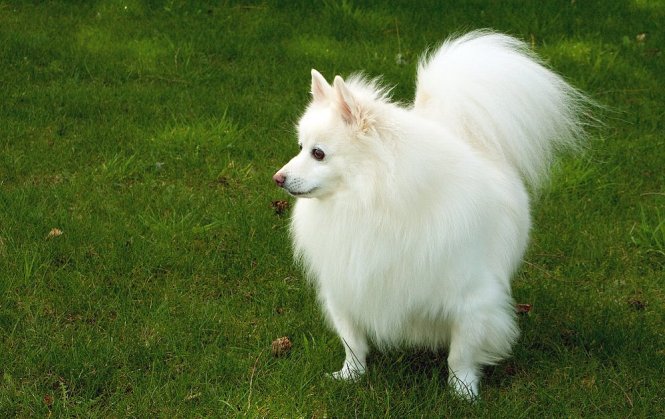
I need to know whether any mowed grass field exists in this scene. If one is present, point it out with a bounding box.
[1,0,663,416]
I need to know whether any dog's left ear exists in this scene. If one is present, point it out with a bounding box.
[333,76,358,125]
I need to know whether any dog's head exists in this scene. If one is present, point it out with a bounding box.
[273,69,385,199]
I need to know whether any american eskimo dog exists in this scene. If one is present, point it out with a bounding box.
[273,31,589,399]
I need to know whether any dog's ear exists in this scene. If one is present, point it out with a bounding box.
[333,76,356,125]
[311,69,332,102]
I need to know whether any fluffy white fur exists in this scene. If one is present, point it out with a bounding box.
[273,31,588,399]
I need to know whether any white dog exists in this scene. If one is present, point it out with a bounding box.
[273,31,589,399]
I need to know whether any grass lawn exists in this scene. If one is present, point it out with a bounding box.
[1,0,663,416]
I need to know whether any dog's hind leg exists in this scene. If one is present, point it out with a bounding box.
[447,333,482,400]
[446,295,518,400]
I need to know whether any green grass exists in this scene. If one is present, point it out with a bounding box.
[1,0,663,416]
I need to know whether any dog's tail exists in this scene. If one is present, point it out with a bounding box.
[415,30,592,187]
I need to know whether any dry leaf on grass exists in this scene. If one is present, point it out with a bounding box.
[46,228,63,239]
[271,336,292,357]
[628,298,646,311]
[516,303,532,315]
[184,391,201,402]
[271,200,289,216]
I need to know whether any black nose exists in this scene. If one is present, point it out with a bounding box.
[273,173,286,187]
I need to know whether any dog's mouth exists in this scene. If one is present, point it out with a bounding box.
[287,187,318,197]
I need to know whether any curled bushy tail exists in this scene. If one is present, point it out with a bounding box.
[415,31,590,186]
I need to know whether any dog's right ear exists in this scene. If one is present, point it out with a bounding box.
[311,69,332,102]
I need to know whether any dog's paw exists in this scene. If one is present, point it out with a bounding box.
[328,363,366,381]
[448,373,480,401]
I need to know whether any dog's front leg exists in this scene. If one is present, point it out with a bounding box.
[326,305,368,380]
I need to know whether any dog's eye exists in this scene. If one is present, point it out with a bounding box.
[312,148,325,161]
[298,144,303,151]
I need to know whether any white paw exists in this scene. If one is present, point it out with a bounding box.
[328,363,366,381]
[448,373,479,401]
